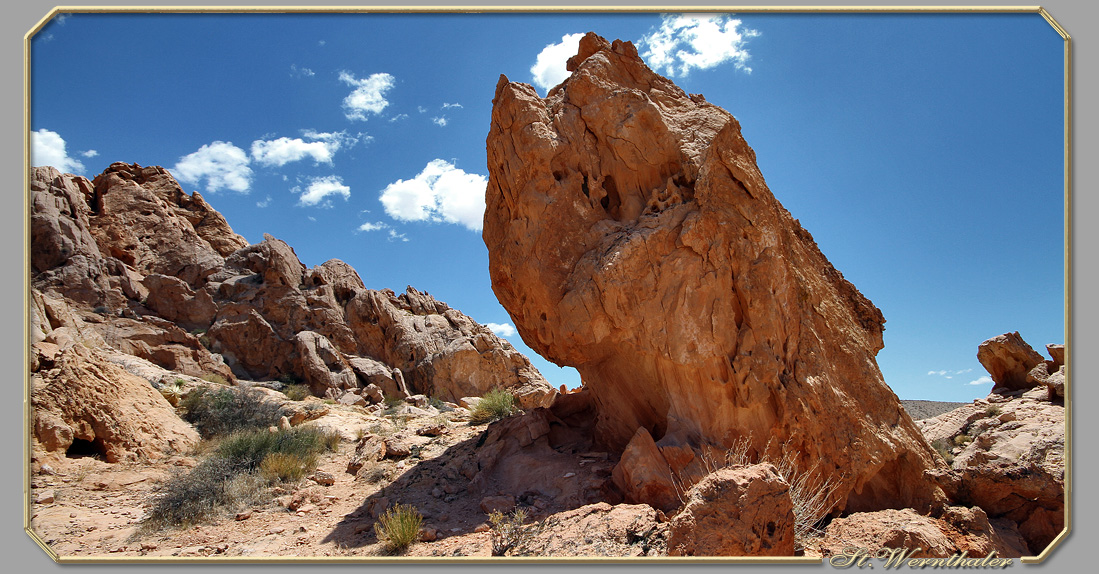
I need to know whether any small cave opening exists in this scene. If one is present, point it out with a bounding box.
[600,175,622,219]
[66,437,106,459]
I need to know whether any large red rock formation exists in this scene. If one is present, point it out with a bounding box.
[484,32,944,514]
[31,163,554,408]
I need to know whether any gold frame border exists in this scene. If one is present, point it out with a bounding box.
[22,5,1072,566]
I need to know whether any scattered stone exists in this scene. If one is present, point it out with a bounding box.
[480,494,516,515]
[235,511,252,521]
[311,470,335,486]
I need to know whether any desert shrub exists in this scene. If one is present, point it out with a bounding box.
[428,396,454,412]
[216,426,337,473]
[984,405,1002,418]
[489,507,533,556]
[469,389,516,424]
[363,466,389,484]
[374,503,423,553]
[932,438,956,465]
[181,386,283,439]
[259,452,314,483]
[953,434,973,446]
[144,455,263,529]
[201,373,229,385]
[282,384,312,401]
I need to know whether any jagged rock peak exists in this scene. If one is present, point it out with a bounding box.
[484,32,944,515]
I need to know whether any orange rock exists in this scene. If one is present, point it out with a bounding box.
[485,32,944,515]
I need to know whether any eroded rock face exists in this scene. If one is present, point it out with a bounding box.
[31,345,200,463]
[977,332,1045,392]
[485,32,943,513]
[31,163,554,420]
[668,464,795,556]
[820,507,1029,559]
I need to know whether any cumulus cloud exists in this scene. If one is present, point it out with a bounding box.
[431,116,448,127]
[530,32,585,93]
[486,323,516,337]
[172,141,253,193]
[31,129,86,174]
[379,159,487,231]
[80,149,98,158]
[639,14,759,77]
[339,71,395,121]
[251,137,333,166]
[358,221,389,232]
[298,175,350,207]
[290,64,315,78]
[968,376,994,386]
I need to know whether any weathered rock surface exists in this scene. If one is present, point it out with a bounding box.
[30,162,553,412]
[31,345,200,463]
[820,507,1029,558]
[485,32,943,513]
[668,464,795,556]
[516,502,668,557]
[918,385,1064,555]
[977,332,1046,392]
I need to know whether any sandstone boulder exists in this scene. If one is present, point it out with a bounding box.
[515,502,667,557]
[31,345,200,462]
[820,507,1029,559]
[668,464,794,556]
[977,332,1046,392]
[485,31,943,514]
[294,331,358,396]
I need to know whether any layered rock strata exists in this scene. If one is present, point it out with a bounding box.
[484,32,944,514]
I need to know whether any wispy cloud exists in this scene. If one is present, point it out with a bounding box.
[389,114,409,123]
[298,175,350,207]
[358,221,389,232]
[639,14,759,77]
[172,141,253,193]
[379,159,487,231]
[927,368,974,380]
[431,116,448,127]
[256,195,272,208]
[442,102,463,109]
[290,64,315,78]
[388,229,408,242]
[31,129,86,174]
[530,32,585,93]
[339,71,395,121]
[968,376,994,386]
[486,323,516,337]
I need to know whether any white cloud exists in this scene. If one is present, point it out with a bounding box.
[389,114,409,122]
[379,159,487,231]
[388,229,408,242]
[339,71,395,121]
[358,221,389,232]
[417,106,427,114]
[251,137,334,167]
[431,116,448,127]
[486,323,516,337]
[442,102,463,109]
[968,376,994,386]
[172,141,252,193]
[80,149,98,158]
[298,175,350,207]
[639,14,759,77]
[290,64,315,78]
[31,129,86,174]
[530,32,585,93]
[928,368,976,380]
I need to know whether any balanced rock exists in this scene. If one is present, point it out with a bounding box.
[977,332,1045,392]
[484,32,943,513]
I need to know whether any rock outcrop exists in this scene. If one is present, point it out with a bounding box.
[31,162,554,416]
[820,507,1030,558]
[668,464,795,556]
[484,32,944,514]
[977,332,1046,392]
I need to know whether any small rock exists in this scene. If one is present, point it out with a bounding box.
[563,472,575,478]
[278,416,291,430]
[235,511,252,521]
[270,527,286,535]
[420,526,438,542]
[141,543,158,551]
[480,494,516,514]
[432,487,444,499]
[39,464,55,475]
[474,523,491,533]
[34,491,56,504]
[311,470,335,486]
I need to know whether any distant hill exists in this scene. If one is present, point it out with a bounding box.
[901,399,970,421]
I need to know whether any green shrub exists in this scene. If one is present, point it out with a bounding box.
[181,386,283,439]
[374,503,423,553]
[282,384,312,401]
[216,426,337,473]
[489,508,533,556]
[984,405,1002,417]
[932,438,956,464]
[469,389,516,424]
[953,434,973,446]
[201,373,230,385]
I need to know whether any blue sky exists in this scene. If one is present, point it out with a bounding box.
[28,10,1066,402]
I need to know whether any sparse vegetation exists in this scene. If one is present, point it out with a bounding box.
[469,389,516,424]
[985,405,1002,418]
[259,452,314,483]
[489,507,533,556]
[282,384,312,401]
[200,373,230,385]
[216,426,338,473]
[374,503,423,553]
[428,396,454,412]
[953,433,973,446]
[932,438,956,465]
[181,386,283,439]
